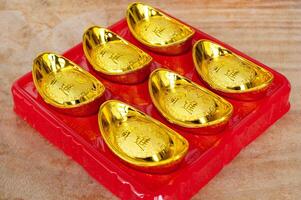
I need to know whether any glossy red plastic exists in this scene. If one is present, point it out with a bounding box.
[11,17,290,199]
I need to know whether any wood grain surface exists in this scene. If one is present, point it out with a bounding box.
[0,0,300,199]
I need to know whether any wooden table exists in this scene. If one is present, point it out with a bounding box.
[1,0,300,199]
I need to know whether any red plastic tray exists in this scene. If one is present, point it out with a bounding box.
[11,17,290,199]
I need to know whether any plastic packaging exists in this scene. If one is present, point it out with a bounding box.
[11,18,290,199]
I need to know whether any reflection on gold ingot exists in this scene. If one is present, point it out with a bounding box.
[193,40,274,99]
[33,53,105,116]
[126,2,195,55]
[98,100,189,173]
[83,26,152,84]
[149,68,233,130]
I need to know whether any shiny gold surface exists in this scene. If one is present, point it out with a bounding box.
[32,53,105,112]
[98,100,188,173]
[149,69,233,129]
[193,40,274,96]
[126,2,195,54]
[83,26,152,83]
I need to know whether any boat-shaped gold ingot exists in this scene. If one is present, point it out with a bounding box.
[126,2,195,55]
[83,26,152,84]
[149,68,233,132]
[98,100,189,173]
[33,53,105,116]
[193,40,274,100]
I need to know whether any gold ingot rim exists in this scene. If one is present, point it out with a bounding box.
[98,99,189,168]
[83,26,152,76]
[32,52,105,109]
[192,39,274,94]
[126,2,195,49]
[148,68,233,128]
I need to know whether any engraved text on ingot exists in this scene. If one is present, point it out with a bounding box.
[115,119,171,159]
[135,16,191,45]
[207,56,256,89]
[91,41,149,73]
[42,68,98,104]
[161,85,217,122]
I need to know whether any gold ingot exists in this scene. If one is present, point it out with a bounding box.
[98,100,189,173]
[126,2,195,55]
[193,40,274,100]
[83,26,152,84]
[33,53,105,116]
[149,68,233,130]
